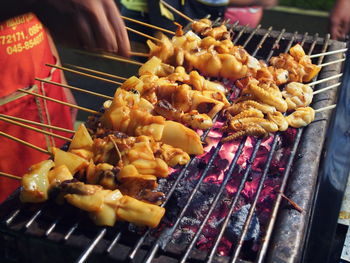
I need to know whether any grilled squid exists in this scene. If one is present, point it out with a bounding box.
[285,106,315,128]
[282,82,313,110]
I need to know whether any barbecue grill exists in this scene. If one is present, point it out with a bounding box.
[0,23,348,263]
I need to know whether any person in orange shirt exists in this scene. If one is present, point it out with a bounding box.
[0,0,130,202]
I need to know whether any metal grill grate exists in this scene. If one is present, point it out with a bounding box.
[0,23,346,263]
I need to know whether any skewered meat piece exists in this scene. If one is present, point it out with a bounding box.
[226,108,264,121]
[286,106,315,128]
[269,44,321,83]
[226,117,279,133]
[185,51,249,80]
[63,181,165,227]
[191,18,212,34]
[227,100,276,115]
[20,160,55,203]
[267,111,289,131]
[154,100,213,130]
[139,56,175,77]
[222,124,268,142]
[191,19,229,39]
[247,81,288,112]
[282,82,313,110]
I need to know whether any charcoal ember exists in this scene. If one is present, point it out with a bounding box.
[281,127,298,147]
[225,204,260,241]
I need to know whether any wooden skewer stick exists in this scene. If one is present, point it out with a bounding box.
[129,51,150,57]
[36,78,113,100]
[160,1,194,23]
[74,49,143,66]
[0,172,21,180]
[313,82,341,95]
[0,131,51,155]
[126,26,162,43]
[18,89,102,116]
[0,117,72,142]
[121,15,175,35]
[46,64,122,86]
[319,58,346,67]
[64,64,127,81]
[309,73,342,86]
[0,114,75,134]
[310,48,347,58]
[315,104,336,113]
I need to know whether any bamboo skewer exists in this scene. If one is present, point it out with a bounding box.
[126,26,162,43]
[18,89,102,116]
[319,58,346,67]
[160,0,194,23]
[74,50,143,66]
[64,64,127,81]
[46,64,122,86]
[0,131,51,155]
[313,82,341,95]
[122,16,175,35]
[308,73,342,86]
[0,114,75,134]
[310,48,347,58]
[0,172,21,180]
[130,52,149,57]
[315,104,337,113]
[36,78,113,100]
[0,117,72,142]
[129,51,150,57]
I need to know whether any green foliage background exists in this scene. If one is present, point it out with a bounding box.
[279,0,333,11]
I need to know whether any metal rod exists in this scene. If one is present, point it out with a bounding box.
[180,139,246,263]
[315,104,336,113]
[211,29,300,263]
[242,24,262,48]
[300,32,309,47]
[0,131,50,155]
[144,143,225,263]
[0,116,72,142]
[232,24,250,45]
[256,32,329,263]
[24,207,44,229]
[64,64,128,81]
[181,24,274,263]
[0,172,21,180]
[128,104,229,260]
[5,209,21,225]
[76,229,107,263]
[106,232,122,253]
[308,73,342,86]
[0,114,75,134]
[18,89,101,116]
[36,77,114,100]
[313,83,341,95]
[122,15,175,35]
[266,29,286,61]
[251,26,272,57]
[230,136,279,262]
[319,58,346,67]
[310,48,347,58]
[160,0,194,23]
[45,64,122,86]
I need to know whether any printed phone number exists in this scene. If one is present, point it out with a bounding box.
[6,32,44,55]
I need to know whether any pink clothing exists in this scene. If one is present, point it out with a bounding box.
[224,6,263,28]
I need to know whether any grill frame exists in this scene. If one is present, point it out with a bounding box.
[0,24,346,263]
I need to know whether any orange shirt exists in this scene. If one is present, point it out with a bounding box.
[0,14,73,202]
